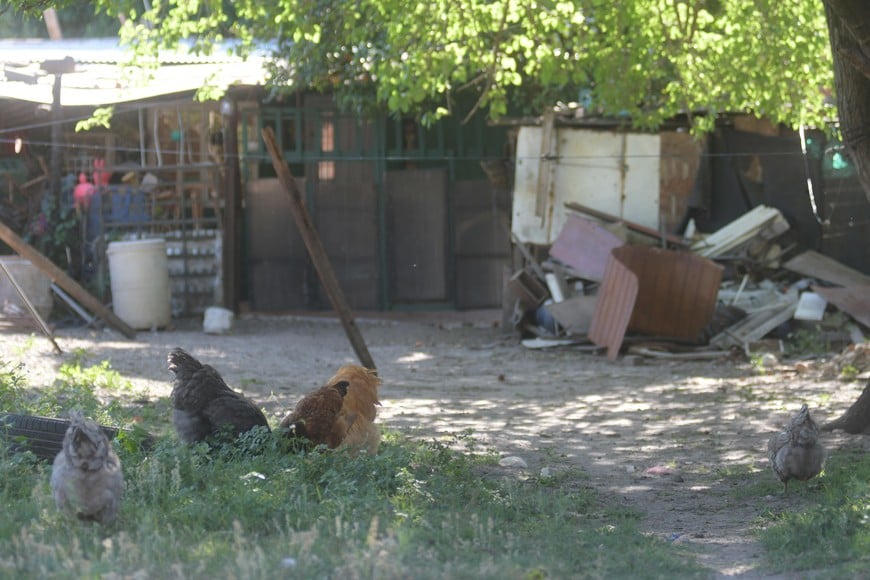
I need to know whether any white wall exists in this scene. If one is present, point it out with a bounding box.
[511,127,660,245]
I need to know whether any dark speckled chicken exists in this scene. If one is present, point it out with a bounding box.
[768,404,826,494]
[167,348,270,444]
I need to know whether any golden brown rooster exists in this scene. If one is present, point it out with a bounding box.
[768,404,826,494]
[329,365,381,455]
[279,365,381,453]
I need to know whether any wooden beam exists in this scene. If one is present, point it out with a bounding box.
[261,127,376,371]
[0,220,136,339]
[565,201,689,247]
[535,108,556,218]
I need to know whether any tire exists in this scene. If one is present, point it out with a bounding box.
[0,413,154,461]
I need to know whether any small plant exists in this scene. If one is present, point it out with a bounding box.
[786,327,830,357]
[839,364,860,380]
[0,360,28,411]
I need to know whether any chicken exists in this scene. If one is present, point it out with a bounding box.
[50,410,124,525]
[328,365,381,454]
[768,404,826,494]
[167,348,269,444]
[279,379,351,448]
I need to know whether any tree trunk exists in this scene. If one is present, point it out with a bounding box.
[824,0,870,203]
[822,379,870,434]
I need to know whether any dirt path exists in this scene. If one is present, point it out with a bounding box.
[2,312,866,578]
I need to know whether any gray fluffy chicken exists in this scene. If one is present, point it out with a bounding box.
[768,404,826,494]
[50,411,124,525]
[167,348,270,444]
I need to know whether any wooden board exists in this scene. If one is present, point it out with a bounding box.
[812,285,870,328]
[785,250,870,288]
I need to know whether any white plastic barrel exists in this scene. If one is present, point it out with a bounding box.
[0,257,53,320]
[107,239,171,329]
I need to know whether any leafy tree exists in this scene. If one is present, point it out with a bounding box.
[97,0,838,132]
[3,1,869,201]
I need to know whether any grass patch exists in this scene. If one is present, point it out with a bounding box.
[1,357,705,578]
[758,450,870,574]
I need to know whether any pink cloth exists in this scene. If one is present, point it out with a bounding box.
[73,173,95,209]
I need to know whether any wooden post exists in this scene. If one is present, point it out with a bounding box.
[0,220,136,339]
[222,98,243,312]
[261,127,376,371]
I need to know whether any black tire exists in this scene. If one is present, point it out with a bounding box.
[0,413,155,461]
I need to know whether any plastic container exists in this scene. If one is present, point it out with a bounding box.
[0,257,53,320]
[106,239,171,329]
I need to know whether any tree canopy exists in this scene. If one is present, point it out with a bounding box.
[3,0,837,132]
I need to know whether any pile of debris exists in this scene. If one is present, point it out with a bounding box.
[507,203,869,361]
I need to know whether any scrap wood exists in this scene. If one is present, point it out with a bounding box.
[784,250,870,288]
[507,269,549,309]
[690,204,789,258]
[510,233,547,280]
[709,298,798,351]
[627,346,733,360]
[812,285,870,328]
[564,201,688,247]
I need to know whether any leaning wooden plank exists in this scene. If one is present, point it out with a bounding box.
[261,127,376,371]
[564,201,688,247]
[0,219,136,339]
[0,260,62,354]
[690,205,789,258]
[784,250,870,288]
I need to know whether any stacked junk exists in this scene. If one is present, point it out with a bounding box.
[507,202,869,361]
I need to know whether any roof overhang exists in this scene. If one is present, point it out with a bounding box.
[0,38,270,107]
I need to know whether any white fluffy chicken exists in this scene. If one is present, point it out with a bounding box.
[768,404,826,494]
[50,411,124,524]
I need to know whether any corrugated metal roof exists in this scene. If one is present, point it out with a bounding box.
[0,38,271,106]
[0,37,268,65]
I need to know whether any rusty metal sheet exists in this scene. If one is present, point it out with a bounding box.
[588,255,638,360]
[589,245,723,360]
[812,285,870,328]
[659,132,703,234]
[549,213,624,282]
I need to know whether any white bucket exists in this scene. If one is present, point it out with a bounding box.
[0,257,53,320]
[107,239,171,329]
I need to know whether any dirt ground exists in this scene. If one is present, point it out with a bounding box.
[2,311,868,578]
